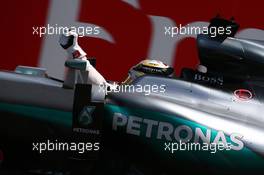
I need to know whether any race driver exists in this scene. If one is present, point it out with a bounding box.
[123,59,174,84]
[59,30,106,88]
[59,30,173,88]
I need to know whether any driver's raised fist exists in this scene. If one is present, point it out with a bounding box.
[59,30,86,59]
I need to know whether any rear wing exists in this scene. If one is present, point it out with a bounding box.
[207,16,240,41]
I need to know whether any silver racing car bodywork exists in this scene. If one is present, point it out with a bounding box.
[109,76,264,155]
[0,69,263,159]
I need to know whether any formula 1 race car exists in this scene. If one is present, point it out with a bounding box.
[0,17,263,175]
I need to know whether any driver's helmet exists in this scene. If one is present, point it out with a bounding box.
[123,59,174,84]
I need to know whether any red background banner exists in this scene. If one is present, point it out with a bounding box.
[1,0,263,81]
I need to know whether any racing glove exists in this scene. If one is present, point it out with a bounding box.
[59,30,106,86]
[59,30,86,59]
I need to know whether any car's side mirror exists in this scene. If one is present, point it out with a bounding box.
[63,58,97,89]
[65,58,97,71]
[65,59,88,71]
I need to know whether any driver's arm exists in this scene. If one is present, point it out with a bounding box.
[59,30,106,86]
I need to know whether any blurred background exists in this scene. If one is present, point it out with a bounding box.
[1,0,263,81]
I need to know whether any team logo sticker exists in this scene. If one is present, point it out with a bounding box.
[78,106,96,126]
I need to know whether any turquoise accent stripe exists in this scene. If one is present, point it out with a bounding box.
[0,102,72,127]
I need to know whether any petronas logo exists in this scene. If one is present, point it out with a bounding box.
[78,106,96,126]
